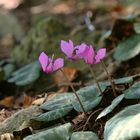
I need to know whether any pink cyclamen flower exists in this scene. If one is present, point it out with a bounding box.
[84,46,106,64]
[39,52,64,74]
[60,40,89,60]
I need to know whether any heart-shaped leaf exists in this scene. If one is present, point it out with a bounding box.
[8,61,41,86]
[24,123,72,140]
[40,93,74,110]
[72,85,105,112]
[3,63,15,79]
[100,75,134,87]
[71,131,99,140]
[124,81,140,99]
[33,107,72,122]
[134,23,140,34]
[104,104,140,140]
[96,94,124,120]
[114,34,140,61]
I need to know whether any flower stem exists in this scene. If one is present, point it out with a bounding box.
[101,60,117,97]
[88,65,103,95]
[60,69,86,114]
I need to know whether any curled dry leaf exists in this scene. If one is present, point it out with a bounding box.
[15,93,34,108]
[0,96,14,108]
[32,98,45,106]
[22,94,34,108]
[54,67,79,92]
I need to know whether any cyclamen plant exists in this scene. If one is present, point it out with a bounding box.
[61,40,105,95]
[61,40,116,97]
[39,40,116,114]
[39,51,86,114]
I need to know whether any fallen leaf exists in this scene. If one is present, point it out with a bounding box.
[32,98,45,106]
[15,93,34,108]
[54,67,79,92]
[22,94,34,108]
[0,96,14,108]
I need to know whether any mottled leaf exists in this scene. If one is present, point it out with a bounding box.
[114,34,140,61]
[124,81,140,99]
[33,107,72,122]
[72,85,105,112]
[24,123,72,140]
[96,94,124,120]
[100,75,134,87]
[8,61,41,86]
[104,104,140,140]
[3,64,15,79]
[40,93,74,110]
[134,23,140,34]
[71,131,99,140]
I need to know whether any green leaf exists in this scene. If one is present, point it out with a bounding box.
[72,85,105,112]
[100,75,134,87]
[8,61,41,86]
[124,81,140,99]
[40,93,74,110]
[41,85,105,113]
[104,104,140,140]
[33,107,72,122]
[24,123,72,140]
[71,131,99,140]
[3,64,15,79]
[114,34,140,61]
[134,23,140,34]
[96,94,124,120]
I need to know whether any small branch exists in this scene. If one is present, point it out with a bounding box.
[58,81,82,87]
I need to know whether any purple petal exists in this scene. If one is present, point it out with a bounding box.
[94,48,106,64]
[60,40,73,57]
[53,58,64,71]
[39,52,48,72]
[84,46,94,64]
[76,43,89,58]
[46,62,53,74]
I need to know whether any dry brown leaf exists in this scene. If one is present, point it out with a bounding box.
[15,93,34,108]
[54,67,79,84]
[0,96,14,108]
[32,97,45,106]
[22,94,34,108]
[54,67,79,92]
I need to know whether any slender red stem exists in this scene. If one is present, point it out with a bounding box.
[88,65,103,95]
[60,69,86,114]
[101,60,117,97]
